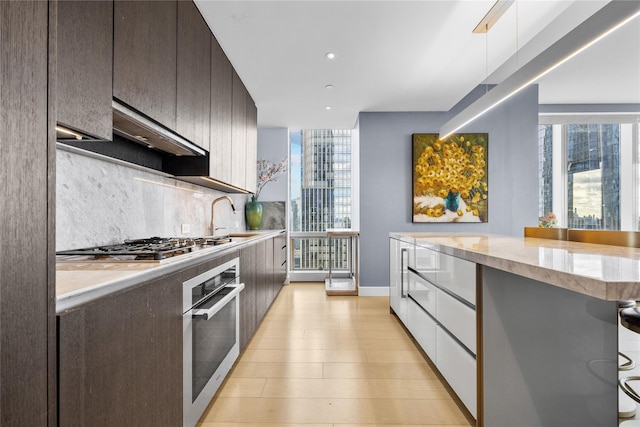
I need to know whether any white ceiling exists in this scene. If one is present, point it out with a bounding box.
[194,0,640,129]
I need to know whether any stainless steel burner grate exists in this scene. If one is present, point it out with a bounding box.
[56,235,233,261]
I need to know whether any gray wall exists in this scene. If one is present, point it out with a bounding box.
[256,127,289,202]
[359,85,539,287]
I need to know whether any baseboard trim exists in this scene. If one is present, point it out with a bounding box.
[358,286,389,297]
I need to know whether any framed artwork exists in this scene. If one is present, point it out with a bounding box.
[412,133,488,223]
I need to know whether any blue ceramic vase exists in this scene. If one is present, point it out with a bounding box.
[444,191,461,212]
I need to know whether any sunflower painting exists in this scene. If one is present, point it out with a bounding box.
[412,133,488,223]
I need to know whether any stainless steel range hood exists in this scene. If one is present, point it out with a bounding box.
[112,100,206,157]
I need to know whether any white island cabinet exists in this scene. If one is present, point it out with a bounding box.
[398,240,477,418]
[389,232,640,427]
[389,237,411,324]
[406,270,437,360]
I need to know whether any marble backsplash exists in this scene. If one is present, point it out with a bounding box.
[56,146,249,251]
[259,202,286,230]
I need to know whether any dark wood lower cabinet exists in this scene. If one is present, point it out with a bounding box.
[239,243,258,350]
[239,234,286,350]
[57,236,285,424]
[57,251,240,426]
[57,273,183,427]
[274,233,287,287]
[256,240,273,322]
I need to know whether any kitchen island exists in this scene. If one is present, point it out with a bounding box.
[390,232,640,427]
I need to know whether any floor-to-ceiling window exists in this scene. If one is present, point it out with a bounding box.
[538,120,638,230]
[289,129,354,279]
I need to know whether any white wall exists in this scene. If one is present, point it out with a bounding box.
[359,85,540,287]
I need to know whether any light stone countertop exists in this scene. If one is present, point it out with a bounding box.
[390,232,640,301]
[56,230,284,313]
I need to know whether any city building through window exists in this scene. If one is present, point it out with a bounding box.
[538,123,638,230]
[289,130,353,273]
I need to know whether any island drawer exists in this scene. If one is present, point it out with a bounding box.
[407,298,437,361]
[436,288,476,354]
[436,253,476,305]
[408,270,437,316]
[437,325,477,418]
[413,245,437,284]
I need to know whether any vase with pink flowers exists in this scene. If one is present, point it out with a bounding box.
[246,157,288,230]
[538,212,557,228]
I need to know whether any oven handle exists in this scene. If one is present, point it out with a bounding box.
[191,283,244,321]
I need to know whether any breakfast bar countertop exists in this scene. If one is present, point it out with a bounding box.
[390,232,640,301]
[56,230,284,313]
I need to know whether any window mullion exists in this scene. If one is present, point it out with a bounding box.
[620,124,635,230]
[552,124,566,227]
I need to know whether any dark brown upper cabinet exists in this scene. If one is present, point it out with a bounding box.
[231,70,247,189]
[57,0,113,140]
[210,35,234,185]
[177,1,211,150]
[114,0,177,129]
[245,92,258,194]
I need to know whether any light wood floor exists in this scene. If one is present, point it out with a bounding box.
[197,282,473,427]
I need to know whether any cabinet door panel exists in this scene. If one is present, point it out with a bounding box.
[256,240,271,320]
[278,234,287,286]
[407,299,437,361]
[57,0,112,140]
[414,244,437,285]
[210,35,233,184]
[389,238,408,323]
[437,253,476,305]
[58,274,182,427]
[245,94,257,193]
[408,270,437,316]
[239,244,257,350]
[231,71,247,189]
[436,326,477,418]
[177,1,210,149]
[2,2,50,424]
[436,289,476,353]
[114,0,177,128]
[272,234,287,289]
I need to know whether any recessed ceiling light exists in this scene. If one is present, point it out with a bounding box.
[325,84,334,89]
[325,52,336,60]
[325,106,332,110]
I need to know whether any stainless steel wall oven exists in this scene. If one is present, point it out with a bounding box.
[182,258,243,427]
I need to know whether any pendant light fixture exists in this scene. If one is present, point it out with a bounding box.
[439,0,640,140]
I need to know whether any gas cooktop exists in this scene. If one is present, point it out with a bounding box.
[56,235,233,261]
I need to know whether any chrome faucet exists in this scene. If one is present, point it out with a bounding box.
[210,196,236,236]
